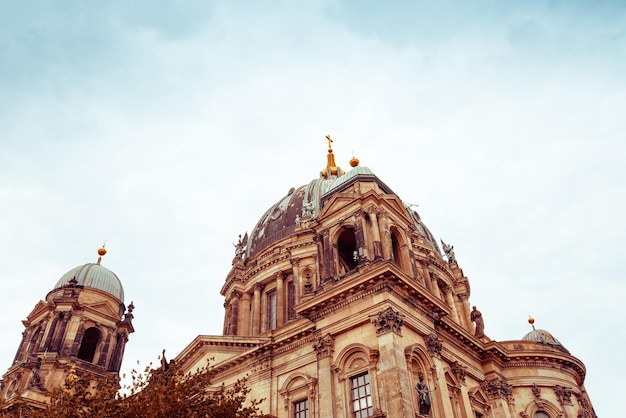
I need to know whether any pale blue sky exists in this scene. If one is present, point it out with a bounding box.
[1,1,624,415]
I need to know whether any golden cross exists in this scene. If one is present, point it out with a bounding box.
[325,134,333,148]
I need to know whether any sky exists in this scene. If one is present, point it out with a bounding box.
[1,0,624,415]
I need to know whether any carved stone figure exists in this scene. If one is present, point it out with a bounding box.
[415,374,432,415]
[471,306,485,338]
[301,200,315,218]
[233,233,248,258]
[440,239,456,263]
[28,357,43,390]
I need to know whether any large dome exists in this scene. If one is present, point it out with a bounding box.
[53,263,124,303]
[245,162,440,258]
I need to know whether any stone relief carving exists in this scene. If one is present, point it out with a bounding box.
[531,383,541,398]
[554,385,573,405]
[370,307,404,335]
[450,360,466,383]
[312,333,334,358]
[575,392,593,418]
[425,333,443,356]
[481,377,513,403]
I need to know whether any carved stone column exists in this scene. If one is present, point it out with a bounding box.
[290,258,301,304]
[429,273,442,299]
[276,271,286,327]
[313,333,335,417]
[367,207,383,259]
[419,261,431,291]
[371,307,413,417]
[457,293,472,333]
[379,210,392,261]
[252,284,263,335]
[13,329,29,364]
[230,290,241,335]
[240,292,251,336]
[71,318,86,356]
[51,312,71,353]
[97,327,114,367]
[42,313,58,353]
[109,332,128,373]
[358,211,371,262]
[443,286,460,323]
[321,230,335,282]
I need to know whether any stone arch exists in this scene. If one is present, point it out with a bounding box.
[279,372,316,416]
[77,326,101,363]
[333,225,358,275]
[405,344,436,413]
[520,399,564,418]
[389,225,409,272]
[334,344,371,380]
[333,343,379,416]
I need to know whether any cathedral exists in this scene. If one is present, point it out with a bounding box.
[1,139,596,417]
[175,140,596,418]
[0,247,134,411]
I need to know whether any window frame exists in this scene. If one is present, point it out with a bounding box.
[350,371,373,418]
[266,289,277,331]
[293,397,309,418]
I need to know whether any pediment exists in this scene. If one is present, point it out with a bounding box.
[320,187,415,228]
[468,386,489,405]
[25,300,50,323]
[82,300,121,320]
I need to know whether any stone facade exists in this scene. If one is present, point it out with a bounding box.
[175,149,597,418]
[0,256,134,412]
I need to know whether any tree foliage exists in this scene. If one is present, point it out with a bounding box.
[1,358,264,418]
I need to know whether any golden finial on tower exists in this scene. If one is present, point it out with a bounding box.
[321,134,342,178]
[97,243,107,265]
[528,316,536,331]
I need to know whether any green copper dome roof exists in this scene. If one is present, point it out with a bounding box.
[54,263,124,302]
[522,329,570,354]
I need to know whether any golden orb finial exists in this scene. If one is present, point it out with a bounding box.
[528,316,535,325]
[97,244,107,264]
[350,156,359,167]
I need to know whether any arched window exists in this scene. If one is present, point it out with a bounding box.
[390,227,405,270]
[77,327,101,363]
[534,412,550,418]
[337,227,358,274]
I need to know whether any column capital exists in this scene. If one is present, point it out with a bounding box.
[370,307,404,336]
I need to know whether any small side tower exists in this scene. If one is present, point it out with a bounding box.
[0,247,134,412]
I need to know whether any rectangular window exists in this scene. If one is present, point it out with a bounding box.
[267,290,277,330]
[287,281,296,320]
[351,372,373,418]
[294,398,308,418]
